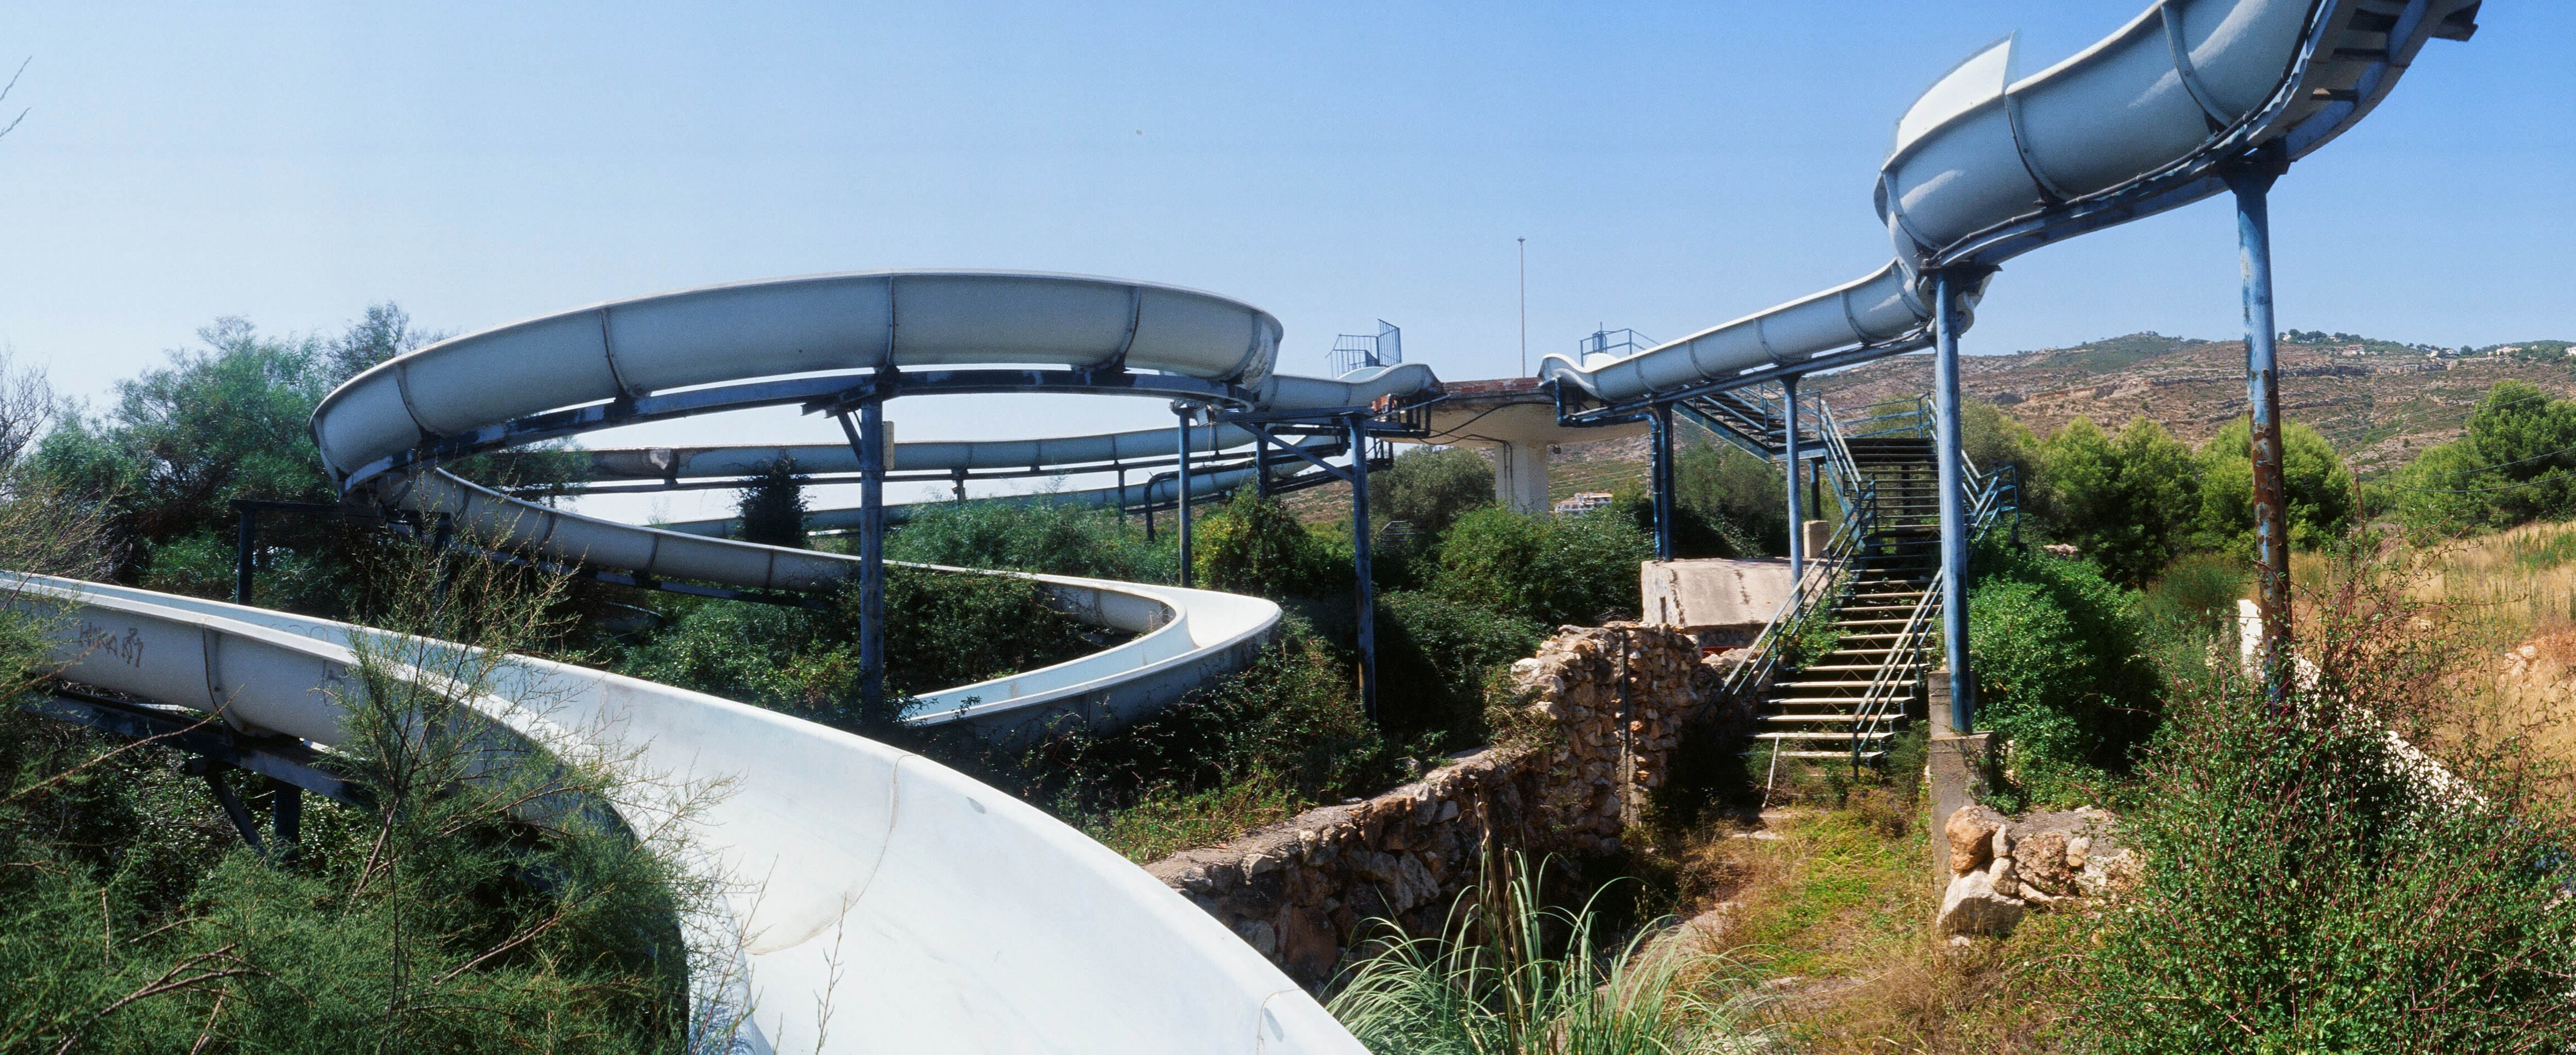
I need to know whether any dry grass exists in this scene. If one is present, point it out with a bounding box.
[2400,521,2576,778]
[1656,807,2080,1053]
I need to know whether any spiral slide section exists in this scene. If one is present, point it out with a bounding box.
[310,271,1439,740]
[12,571,1362,1053]
[1541,0,2478,406]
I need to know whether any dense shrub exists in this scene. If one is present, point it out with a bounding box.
[1375,590,1546,741]
[1965,541,2157,804]
[2083,556,2576,1050]
[887,495,1172,582]
[1368,445,1494,540]
[1431,506,1653,626]
[1673,440,1785,557]
[2138,551,2249,633]
[1193,490,1338,597]
[618,566,1108,722]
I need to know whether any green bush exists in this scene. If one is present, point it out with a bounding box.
[2139,552,2249,633]
[2033,416,2197,586]
[1193,490,1336,597]
[2083,559,2576,1050]
[617,566,1107,723]
[1368,446,1494,540]
[1431,506,1653,627]
[888,496,1172,582]
[1673,440,1785,557]
[1376,590,1547,741]
[1965,542,2157,805]
[2388,380,2576,532]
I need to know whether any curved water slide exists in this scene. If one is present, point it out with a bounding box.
[1541,0,2480,404]
[13,571,1361,1053]
[313,271,1440,738]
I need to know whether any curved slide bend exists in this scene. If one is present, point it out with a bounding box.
[13,571,1360,1053]
[313,271,1440,740]
[1541,0,2478,404]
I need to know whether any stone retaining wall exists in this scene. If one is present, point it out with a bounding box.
[1145,622,1743,988]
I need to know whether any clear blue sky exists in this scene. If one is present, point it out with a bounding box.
[1,2,2565,517]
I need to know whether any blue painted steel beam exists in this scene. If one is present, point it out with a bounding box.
[1649,403,1676,561]
[1347,413,1377,725]
[837,393,890,710]
[1175,403,1195,588]
[1783,377,1806,580]
[2226,146,2293,696]
[1934,270,1974,733]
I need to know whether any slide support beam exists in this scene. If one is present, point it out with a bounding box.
[1348,414,1377,724]
[1176,404,1195,588]
[1650,403,1676,561]
[1783,377,1805,581]
[1934,270,1973,734]
[836,386,889,711]
[2227,147,2294,700]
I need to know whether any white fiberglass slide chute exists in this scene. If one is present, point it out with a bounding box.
[1541,0,2478,406]
[311,270,1439,740]
[13,572,1359,1053]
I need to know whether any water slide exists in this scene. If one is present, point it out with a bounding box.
[1540,0,2479,405]
[13,1,2473,1050]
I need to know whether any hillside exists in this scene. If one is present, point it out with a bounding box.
[1812,332,2576,477]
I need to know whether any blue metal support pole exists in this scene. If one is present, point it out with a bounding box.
[1649,402,1676,561]
[1251,425,1271,499]
[1175,403,1195,588]
[1934,271,1973,733]
[836,392,888,710]
[1783,376,1805,580]
[1348,414,1377,724]
[2227,149,2293,697]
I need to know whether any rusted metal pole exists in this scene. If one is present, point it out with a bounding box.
[2227,148,2293,697]
[1934,270,1973,734]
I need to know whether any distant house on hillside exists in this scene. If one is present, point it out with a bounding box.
[1553,491,1615,516]
[2339,344,2366,356]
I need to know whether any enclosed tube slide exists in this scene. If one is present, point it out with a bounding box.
[13,572,1360,1053]
[1541,0,2478,405]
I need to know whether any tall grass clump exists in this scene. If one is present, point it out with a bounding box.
[1328,854,1769,1054]
[2081,546,2576,1051]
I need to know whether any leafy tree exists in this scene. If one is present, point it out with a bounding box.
[322,301,446,388]
[2388,381,2576,531]
[887,496,1171,581]
[2036,416,2196,585]
[1368,446,1493,539]
[1967,541,2157,805]
[734,458,809,548]
[2188,417,2354,555]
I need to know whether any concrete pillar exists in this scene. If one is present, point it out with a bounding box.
[1492,439,1552,514]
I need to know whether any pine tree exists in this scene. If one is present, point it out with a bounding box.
[737,458,809,548]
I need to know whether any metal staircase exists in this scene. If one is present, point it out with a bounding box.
[1696,393,2018,771]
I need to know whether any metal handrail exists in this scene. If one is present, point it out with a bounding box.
[1716,480,1878,709]
[1839,460,2017,769]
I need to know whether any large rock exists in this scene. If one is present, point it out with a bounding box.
[2014,830,2076,897]
[1944,805,2008,875]
[1937,868,2027,937]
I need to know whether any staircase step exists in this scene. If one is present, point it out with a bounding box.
[1754,731,1895,742]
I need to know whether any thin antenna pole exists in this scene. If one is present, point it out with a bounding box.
[1517,237,1528,377]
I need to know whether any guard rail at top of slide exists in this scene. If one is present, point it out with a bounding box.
[1539,0,2478,413]
[17,1,2472,1050]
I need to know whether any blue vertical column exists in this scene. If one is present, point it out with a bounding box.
[835,383,890,711]
[1649,403,1676,561]
[1782,377,1805,581]
[2227,154,2293,695]
[1175,403,1195,588]
[1348,414,1377,724]
[1933,270,1973,733]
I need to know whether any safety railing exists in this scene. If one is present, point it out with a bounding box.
[1714,481,1878,710]
[1838,456,2018,771]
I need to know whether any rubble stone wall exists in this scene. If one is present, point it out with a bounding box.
[1145,622,1744,988]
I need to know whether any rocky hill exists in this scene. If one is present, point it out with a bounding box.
[1809,332,2576,476]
